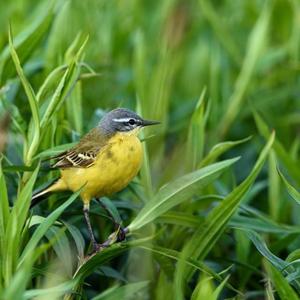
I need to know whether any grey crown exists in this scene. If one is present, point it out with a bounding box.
[99,108,144,134]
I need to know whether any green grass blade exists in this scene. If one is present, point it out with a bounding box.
[39,69,69,129]
[23,281,76,300]
[199,136,252,167]
[246,229,300,292]
[186,88,206,171]
[0,6,53,83]
[245,230,287,270]
[230,215,300,234]
[136,99,154,200]
[0,161,9,291]
[278,169,300,205]
[73,237,153,283]
[34,142,75,160]
[191,274,230,300]
[2,254,34,300]
[265,262,299,300]
[8,26,40,165]
[45,226,73,277]
[174,132,274,299]
[128,157,239,231]
[219,2,271,136]
[91,281,149,300]
[13,165,39,218]
[265,278,276,300]
[253,110,300,184]
[100,197,122,224]
[157,212,203,228]
[2,166,39,288]
[198,0,241,65]
[268,150,280,220]
[139,245,240,294]
[63,222,85,259]
[211,275,230,299]
[40,36,88,131]
[36,65,67,103]
[0,161,9,241]
[19,190,80,266]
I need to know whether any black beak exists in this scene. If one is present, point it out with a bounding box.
[141,119,161,127]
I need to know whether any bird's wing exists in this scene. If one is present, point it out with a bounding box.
[50,128,110,169]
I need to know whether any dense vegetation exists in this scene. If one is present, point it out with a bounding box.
[1,0,300,299]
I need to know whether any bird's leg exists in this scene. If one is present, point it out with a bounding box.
[83,203,100,252]
[97,198,126,242]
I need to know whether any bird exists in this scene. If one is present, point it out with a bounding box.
[31,108,160,252]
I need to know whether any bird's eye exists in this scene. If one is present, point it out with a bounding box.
[128,119,135,125]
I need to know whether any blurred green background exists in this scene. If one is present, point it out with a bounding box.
[1,0,300,299]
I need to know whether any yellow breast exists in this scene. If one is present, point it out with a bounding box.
[60,132,143,203]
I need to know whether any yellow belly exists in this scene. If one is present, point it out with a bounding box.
[60,133,142,203]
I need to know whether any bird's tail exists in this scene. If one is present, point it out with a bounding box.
[31,178,66,208]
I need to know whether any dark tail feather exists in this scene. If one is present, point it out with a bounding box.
[30,179,58,208]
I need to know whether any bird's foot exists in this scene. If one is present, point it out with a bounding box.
[92,242,108,253]
[90,226,127,254]
[114,224,127,242]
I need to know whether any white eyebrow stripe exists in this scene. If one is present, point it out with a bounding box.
[112,118,132,123]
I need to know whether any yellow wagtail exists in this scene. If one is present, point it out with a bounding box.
[31,108,160,251]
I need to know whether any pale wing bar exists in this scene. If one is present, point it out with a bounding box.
[51,150,97,168]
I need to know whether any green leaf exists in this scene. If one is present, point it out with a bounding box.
[12,164,40,230]
[136,99,154,200]
[45,226,73,277]
[0,6,53,82]
[253,110,300,184]
[245,230,300,292]
[191,274,230,300]
[229,215,300,234]
[40,35,88,131]
[63,222,85,259]
[218,1,271,136]
[2,254,35,300]
[199,136,251,167]
[245,230,288,271]
[198,0,241,64]
[39,68,69,129]
[0,161,9,290]
[139,245,240,294]
[174,132,275,299]
[278,169,300,205]
[35,142,76,160]
[186,88,206,170]
[73,237,153,283]
[99,197,122,224]
[19,190,80,266]
[2,166,39,288]
[268,150,281,220]
[190,275,215,300]
[8,26,40,165]
[265,262,299,300]
[0,161,9,245]
[36,65,68,103]
[211,275,230,299]
[157,211,203,228]
[97,266,127,282]
[91,281,149,300]
[23,281,76,299]
[128,157,239,231]
[2,165,36,173]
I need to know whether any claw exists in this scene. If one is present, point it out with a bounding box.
[92,242,108,253]
[117,226,126,242]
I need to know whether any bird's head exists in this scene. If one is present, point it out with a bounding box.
[99,108,160,135]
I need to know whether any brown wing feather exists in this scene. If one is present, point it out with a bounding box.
[50,128,111,169]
